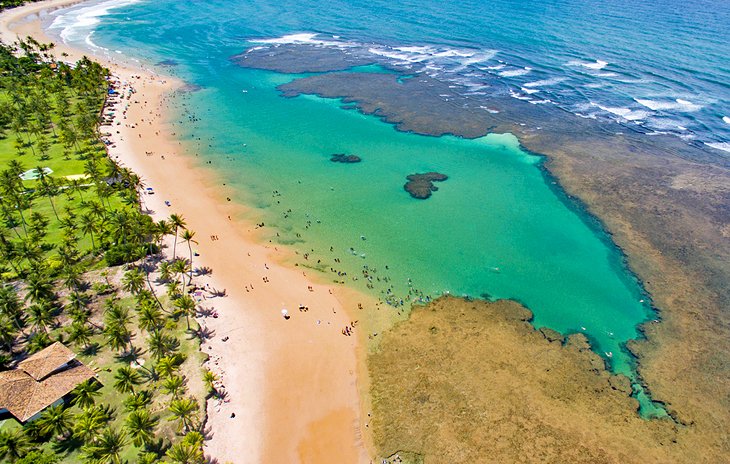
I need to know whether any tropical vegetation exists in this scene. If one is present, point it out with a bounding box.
[0,37,211,463]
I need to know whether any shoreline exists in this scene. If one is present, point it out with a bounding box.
[0,2,371,462]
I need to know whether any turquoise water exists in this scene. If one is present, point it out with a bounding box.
[42,0,730,417]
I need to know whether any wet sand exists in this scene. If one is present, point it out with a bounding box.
[0,2,370,462]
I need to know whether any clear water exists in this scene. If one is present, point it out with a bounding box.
[45,0,730,417]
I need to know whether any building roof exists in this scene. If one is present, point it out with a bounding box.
[0,343,96,422]
[18,341,77,381]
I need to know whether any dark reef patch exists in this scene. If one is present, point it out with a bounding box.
[156,59,179,67]
[404,172,448,199]
[231,44,377,73]
[330,153,361,163]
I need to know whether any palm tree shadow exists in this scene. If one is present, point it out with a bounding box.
[81,341,100,356]
[201,423,214,440]
[195,266,212,276]
[146,436,170,455]
[115,345,143,363]
[51,435,83,453]
[209,288,226,297]
[196,326,215,341]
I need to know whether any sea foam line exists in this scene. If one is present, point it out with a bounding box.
[635,98,703,112]
[567,59,609,70]
[49,0,143,49]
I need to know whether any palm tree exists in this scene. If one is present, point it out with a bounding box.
[122,268,145,295]
[173,295,196,330]
[123,390,152,412]
[203,369,218,396]
[166,279,182,300]
[23,273,55,304]
[105,323,132,354]
[0,285,23,328]
[137,451,161,464]
[168,214,186,259]
[166,440,203,464]
[35,404,72,440]
[0,320,17,354]
[157,261,172,283]
[73,408,106,442]
[146,329,169,360]
[170,259,190,293]
[124,408,158,447]
[104,299,130,326]
[104,301,132,353]
[162,375,186,399]
[82,427,127,464]
[180,229,197,284]
[0,429,32,463]
[138,306,164,335]
[34,166,59,220]
[26,331,52,353]
[155,219,172,250]
[113,366,143,394]
[27,303,55,334]
[79,212,97,251]
[67,321,93,350]
[168,397,199,433]
[156,356,178,379]
[71,379,101,408]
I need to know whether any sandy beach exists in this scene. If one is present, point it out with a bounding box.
[0,2,370,462]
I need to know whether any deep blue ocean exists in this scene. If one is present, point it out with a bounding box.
[51,0,730,152]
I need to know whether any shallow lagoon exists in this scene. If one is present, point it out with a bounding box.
[50,0,669,414]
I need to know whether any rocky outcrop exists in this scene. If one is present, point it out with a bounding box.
[330,153,362,163]
[403,172,448,199]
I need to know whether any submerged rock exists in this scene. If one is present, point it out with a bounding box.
[330,153,362,163]
[404,172,448,199]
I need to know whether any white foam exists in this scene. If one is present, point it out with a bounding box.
[593,103,649,121]
[635,98,702,112]
[723,116,730,125]
[520,87,540,94]
[395,45,435,54]
[479,106,500,114]
[50,0,143,49]
[509,90,532,101]
[499,67,532,77]
[253,33,320,44]
[705,142,730,153]
[523,77,567,88]
[567,59,608,70]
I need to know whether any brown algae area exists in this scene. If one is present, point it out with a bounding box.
[369,297,725,463]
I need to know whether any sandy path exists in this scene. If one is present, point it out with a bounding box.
[1,2,370,462]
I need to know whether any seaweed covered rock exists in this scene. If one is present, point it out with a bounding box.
[330,153,362,163]
[404,172,448,199]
